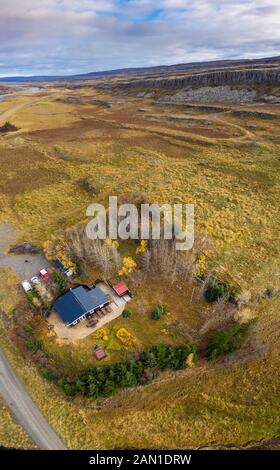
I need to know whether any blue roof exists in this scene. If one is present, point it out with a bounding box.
[54,259,68,272]
[53,291,85,325]
[73,286,108,312]
[53,286,109,325]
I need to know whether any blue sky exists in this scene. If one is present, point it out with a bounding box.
[0,0,279,77]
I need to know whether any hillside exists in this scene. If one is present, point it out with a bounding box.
[1,55,280,83]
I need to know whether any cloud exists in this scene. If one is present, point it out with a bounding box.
[0,0,279,76]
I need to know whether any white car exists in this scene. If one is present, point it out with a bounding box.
[21,280,32,293]
[31,276,40,285]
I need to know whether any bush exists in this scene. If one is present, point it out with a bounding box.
[79,177,101,195]
[0,121,18,133]
[40,367,56,381]
[122,309,131,318]
[140,344,196,371]
[93,328,108,342]
[207,318,258,361]
[26,338,43,353]
[151,304,169,320]
[204,278,232,303]
[116,328,137,349]
[43,300,52,310]
[59,343,196,399]
[52,270,67,292]
[23,324,33,334]
[58,378,77,396]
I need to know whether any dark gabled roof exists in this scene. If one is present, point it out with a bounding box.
[53,290,85,325]
[73,286,108,313]
[53,286,109,325]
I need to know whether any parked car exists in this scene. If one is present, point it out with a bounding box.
[39,268,49,280]
[31,276,40,285]
[21,280,32,293]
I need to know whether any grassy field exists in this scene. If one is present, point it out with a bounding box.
[0,295,280,450]
[1,87,279,293]
[0,84,280,448]
[0,398,34,449]
[34,278,207,376]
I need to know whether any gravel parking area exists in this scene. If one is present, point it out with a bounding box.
[0,223,51,281]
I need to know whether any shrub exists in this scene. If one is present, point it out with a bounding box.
[52,270,67,292]
[25,286,42,311]
[43,300,52,310]
[79,177,101,195]
[151,304,169,320]
[122,309,131,318]
[0,121,18,133]
[23,324,33,334]
[26,338,43,353]
[116,328,137,349]
[118,257,137,276]
[204,278,232,303]
[40,367,56,381]
[93,328,108,342]
[59,343,196,399]
[140,344,196,371]
[207,318,258,361]
[58,378,77,396]
[136,240,147,255]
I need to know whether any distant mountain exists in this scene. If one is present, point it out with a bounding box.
[0,55,279,83]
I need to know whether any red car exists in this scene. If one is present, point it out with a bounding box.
[39,268,49,280]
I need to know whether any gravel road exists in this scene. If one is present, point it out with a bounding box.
[0,349,66,450]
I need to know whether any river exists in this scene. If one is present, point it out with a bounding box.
[0,85,40,102]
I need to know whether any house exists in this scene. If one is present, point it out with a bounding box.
[111,281,131,297]
[53,285,109,327]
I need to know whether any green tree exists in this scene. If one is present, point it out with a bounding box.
[207,318,258,360]
[53,270,67,292]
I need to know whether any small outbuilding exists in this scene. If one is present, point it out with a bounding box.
[93,345,107,361]
[112,281,130,297]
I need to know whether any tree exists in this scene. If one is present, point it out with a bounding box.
[151,304,169,320]
[207,318,258,360]
[52,270,67,292]
[122,309,131,318]
[204,278,232,303]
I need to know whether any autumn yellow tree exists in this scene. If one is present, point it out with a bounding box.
[118,257,137,276]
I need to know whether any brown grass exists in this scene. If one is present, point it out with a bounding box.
[0,85,280,449]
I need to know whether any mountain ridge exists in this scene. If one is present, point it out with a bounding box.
[0,55,279,82]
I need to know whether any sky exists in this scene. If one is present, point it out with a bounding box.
[0,0,279,77]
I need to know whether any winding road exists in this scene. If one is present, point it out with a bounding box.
[0,219,66,448]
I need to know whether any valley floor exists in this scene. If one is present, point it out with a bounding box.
[0,83,279,449]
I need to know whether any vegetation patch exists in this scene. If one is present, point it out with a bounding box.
[0,121,18,133]
[116,327,137,349]
[57,343,195,398]
[203,278,235,303]
[207,318,258,361]
[151,304,169,320]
